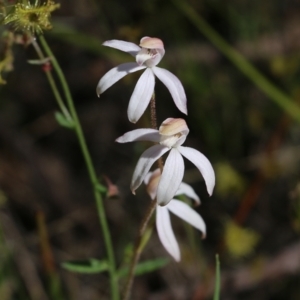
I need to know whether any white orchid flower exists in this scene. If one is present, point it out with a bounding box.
[96,36,187,123]
[145,169,206,261]
[116,118,215,206]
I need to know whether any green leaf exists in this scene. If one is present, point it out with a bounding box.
[54,112,74,129]
[213,254,221,300]
[117,258,169,278]
[62,258,109,274]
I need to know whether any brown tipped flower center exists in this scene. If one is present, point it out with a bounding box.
[28,13,39,23]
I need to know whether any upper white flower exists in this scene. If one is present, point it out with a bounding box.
[96,37,187,123]
[116,118,215,206]
[145,169,206,261]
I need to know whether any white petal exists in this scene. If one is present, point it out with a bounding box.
[167,200,206,237]
[96,63,145,96]
[157,149,184,206]
[103,40,141,57]
[176,182,200,205]
[131,145,169,194]
[152,67,187,115]
[156,206,180,261]
[128,69,155,123]
[116,128,160,143]
[178,146,215,196]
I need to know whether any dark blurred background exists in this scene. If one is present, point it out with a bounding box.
[1,0,300,299]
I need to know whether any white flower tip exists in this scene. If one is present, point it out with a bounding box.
[201,158,215,197]
[202,232,206,239]
[131,183,137,195]
[140,37,164,50]
[174,255,181,262]
[208,185,215,196]
[115,136,125,143]
[178,103,188,116]
[96,83,103,97]
[102,40,111,47]
[176,105,188,116]
[129,117,137,124]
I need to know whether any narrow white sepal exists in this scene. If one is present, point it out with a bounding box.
[157,149,184,206]
[152,67,187,115]
[156,205,180,261]
[103,40,141,57]
[96,63,145,96]
[167,200,206,238]
[176,182,200,205]
[178,146,215,196]
[128,68,155,123]
[131,145,169,194]
[116,128,160,143]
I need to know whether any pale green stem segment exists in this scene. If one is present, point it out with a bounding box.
[31,39,72,121]
[122,200,156,300]
[172,0,300,123]
[38,35,119,300]
[213,254,221,300]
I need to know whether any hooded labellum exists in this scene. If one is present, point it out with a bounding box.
[145,169,206,261]
[96,36,187,123]
[116,118,215,206]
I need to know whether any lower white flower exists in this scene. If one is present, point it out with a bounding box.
[145,169,206,261]
[116,118,215,206]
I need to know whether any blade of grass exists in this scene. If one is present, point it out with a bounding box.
[172,0,300,123]
[213,254,221,300]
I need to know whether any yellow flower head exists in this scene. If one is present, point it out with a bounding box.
[4,0,60,34]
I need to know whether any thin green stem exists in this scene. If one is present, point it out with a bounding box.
[122,200,156,300]
[172,0,300,123]
[31,39,72,121]
[213,254,221,300]
[38,35,119,300]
